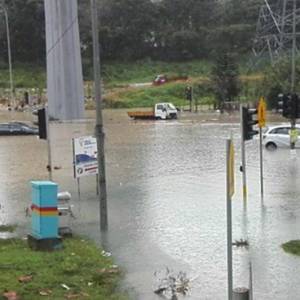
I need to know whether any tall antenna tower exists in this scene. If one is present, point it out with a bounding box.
[253,0,300,64]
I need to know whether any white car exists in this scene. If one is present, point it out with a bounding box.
[263,124,300,150]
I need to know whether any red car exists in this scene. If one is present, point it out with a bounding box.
[153,74,167,85]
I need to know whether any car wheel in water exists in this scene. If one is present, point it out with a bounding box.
[266,142,277,151]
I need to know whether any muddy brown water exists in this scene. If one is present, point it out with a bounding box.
[1,109,300,299]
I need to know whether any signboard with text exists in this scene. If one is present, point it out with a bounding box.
[72,136,98,178]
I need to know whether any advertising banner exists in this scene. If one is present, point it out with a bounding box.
[73,136,98,178]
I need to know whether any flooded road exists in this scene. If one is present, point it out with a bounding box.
[1,109,300,299]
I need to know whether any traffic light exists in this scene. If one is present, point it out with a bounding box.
[297,94,300,119]
[277,93,288,118]
[291,93,300,119]
[242,107,259,141]
[185,86,192,101]
[286,93,297,119]
[37,108,47,139]
[277,93,300,119]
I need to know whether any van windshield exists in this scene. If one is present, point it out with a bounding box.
[167,103,175,110]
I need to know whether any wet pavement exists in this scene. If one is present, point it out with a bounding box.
[1,109,300,299]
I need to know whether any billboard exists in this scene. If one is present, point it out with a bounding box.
[73,136,98,178]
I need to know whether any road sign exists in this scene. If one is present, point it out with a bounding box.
[258,97,266,128]
[72,136,98,178]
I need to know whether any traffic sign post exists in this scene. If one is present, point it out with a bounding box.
[226,138,235,300]
[258,98,266,204]
[258,97,266,128]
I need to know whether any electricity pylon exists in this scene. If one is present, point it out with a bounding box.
[253,0,300,65]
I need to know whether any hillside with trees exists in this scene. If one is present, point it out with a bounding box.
[0,0,263,64]
[2,0,293,109]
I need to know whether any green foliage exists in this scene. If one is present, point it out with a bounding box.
[101,59,211,86]
[211,53,241,109]
[0,64,45,88]
[0,237,128,300]
[282,240,300,256]
[1,0,45,63]
[104,82,188,108]
[103,81,215,108]
[0,224,17,232]
[260,55,300,108]
[0,0,263,64]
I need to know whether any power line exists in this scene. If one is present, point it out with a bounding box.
[47,16,77,57]
[253,0,300,64]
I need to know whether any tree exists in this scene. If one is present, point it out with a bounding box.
[98,0,158,60]
[0,0,45,64]
[211,52,241,111]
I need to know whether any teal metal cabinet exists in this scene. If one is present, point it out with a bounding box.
[31,181,58,239]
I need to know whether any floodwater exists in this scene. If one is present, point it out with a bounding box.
[1,109,300,299]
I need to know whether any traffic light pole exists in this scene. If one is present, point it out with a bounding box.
[259,127,264,203]
[291,0,296,150]
[46,107,52,181]
[190,86,193,112]
[240,105,247,203]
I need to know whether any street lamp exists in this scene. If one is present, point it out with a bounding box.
[0,2,14,108]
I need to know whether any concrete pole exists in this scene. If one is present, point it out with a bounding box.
[91,0,108,231]
[44,0,84,121]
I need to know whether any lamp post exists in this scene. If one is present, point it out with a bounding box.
[0,3,14,108]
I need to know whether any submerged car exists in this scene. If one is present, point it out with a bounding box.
[0,122,38,136]
[263,124,300,150]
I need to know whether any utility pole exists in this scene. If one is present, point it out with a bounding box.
[0,3,14,108]
[91,0,108,231]
[291,0,297,150]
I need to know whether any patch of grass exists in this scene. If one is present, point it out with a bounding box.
[0,59,265,109]
[101,59,212,87]
[0,224,17,233]
[103,82,215,108]
[0,237,128,300]
[282,240,300,256]
[104,82,186,108]
[0,63,46,88]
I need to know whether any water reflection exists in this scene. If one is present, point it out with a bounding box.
[1,110,300,299]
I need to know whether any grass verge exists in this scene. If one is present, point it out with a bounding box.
[0,237,128,300]
[282,240,300,256]
[0,224,17,233]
